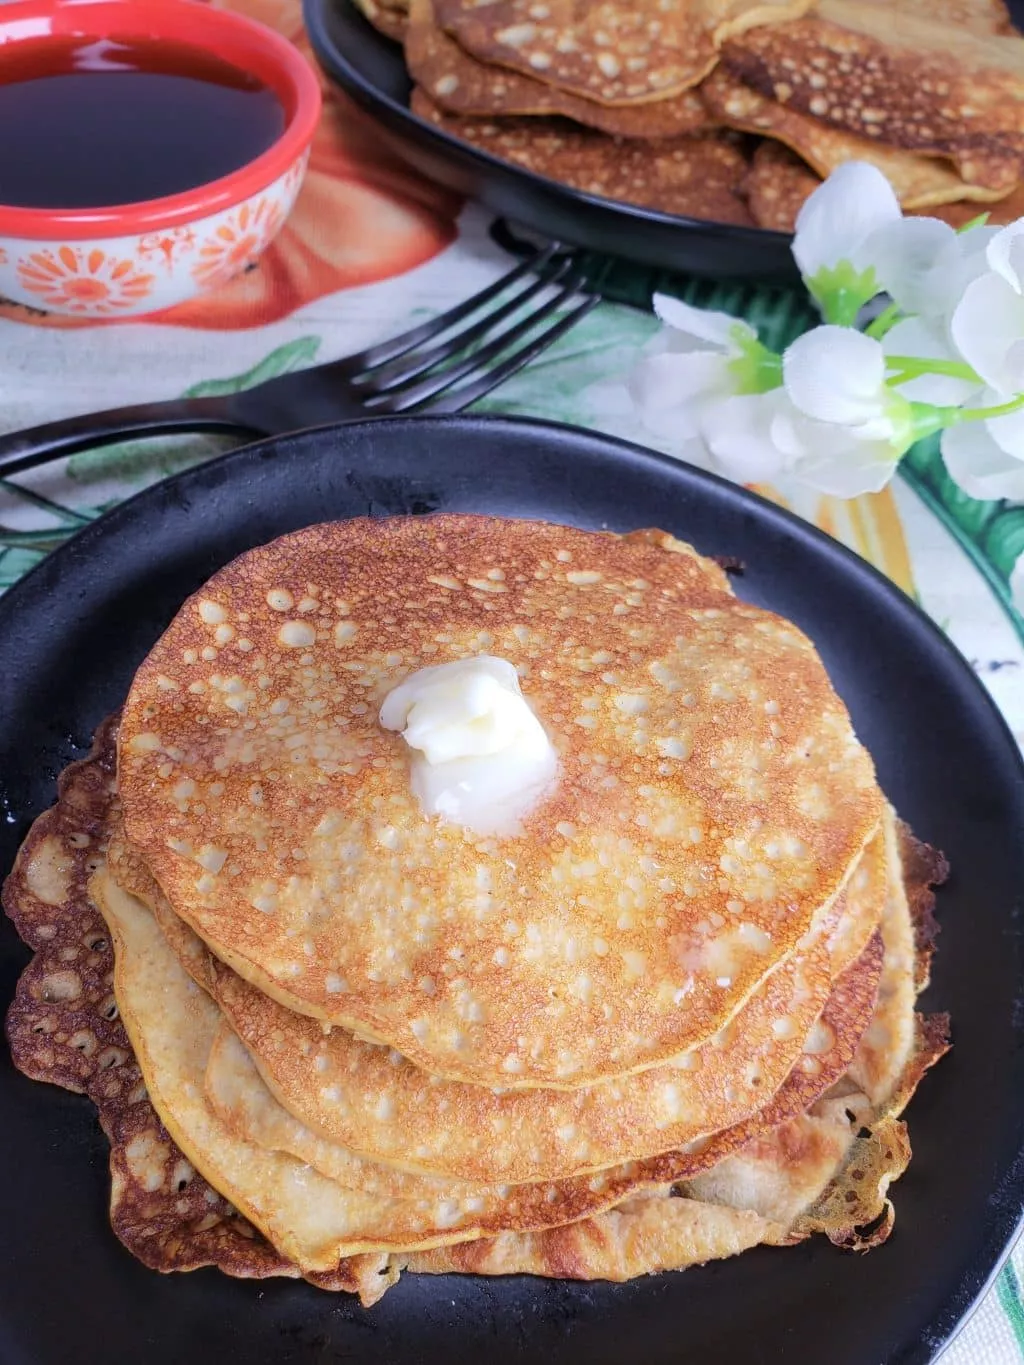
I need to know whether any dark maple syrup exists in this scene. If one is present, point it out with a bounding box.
[0,36,286,208]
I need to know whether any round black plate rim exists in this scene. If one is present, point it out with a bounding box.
[3,413,1024,1365]
[0,411,1015,747]
[300,0,792,246]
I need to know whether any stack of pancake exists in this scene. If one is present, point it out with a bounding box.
[353,0,1024,231]
[3,515,949,1303]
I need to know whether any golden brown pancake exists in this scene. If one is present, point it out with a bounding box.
[411,91,755,222]
[92,871,892,1259]
[702,65,1010,208]
[743,138,1024,233]
[721,0,1024,191]
[114,830,883,1184]
[406,0,715,137]
[432,0,815,105]
[353,0,408,40]
[3,696,947,1299]
[116,517,883,1090]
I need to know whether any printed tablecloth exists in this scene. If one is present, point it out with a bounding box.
[1,0,1023,1356]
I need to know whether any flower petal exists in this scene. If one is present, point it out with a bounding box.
[697,391,788,483]
[985,220,1024,295]
[652,294,752,350]
[792,162,901,280]
[795,439,899,496]
[783,326,888,425]
[629,350,730,411]
[770,407,898,496]
[951,270,1024,395]
[860,217,954,317]
[941,421,1024,500]
[982,396,1024,459]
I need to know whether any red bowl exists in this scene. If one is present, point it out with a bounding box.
[0,0,321,316]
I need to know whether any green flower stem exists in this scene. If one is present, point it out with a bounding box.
[952,394,1024,422]
[886,355,981,383]
[865,303,902,340]
[728,332,784,393]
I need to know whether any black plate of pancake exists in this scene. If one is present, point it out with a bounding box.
[1,414,1024,1364]
[301,0,800,284]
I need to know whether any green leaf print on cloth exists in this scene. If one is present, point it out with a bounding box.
[0,337,322,586]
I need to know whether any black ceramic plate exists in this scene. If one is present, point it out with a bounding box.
[2,416,1023,1365]
[301,0,799,284]
[302,0,1024,288]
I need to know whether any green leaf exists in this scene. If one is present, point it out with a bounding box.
[0,480,92,525]
[0,526,79,552]
[983,507,1024,579]
[901,433,1000,540]
[0,545,49,587]
[997,1262,1024,1355]
[183,336,322,398]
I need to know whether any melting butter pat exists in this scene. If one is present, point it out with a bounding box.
[379,656,557,835]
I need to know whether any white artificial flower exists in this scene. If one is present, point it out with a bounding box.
[697,389,790,484]
[941,397,1024,501]
[866,216,995,321]
[792,162,901,282]
[696,382,902,497]
[872,221,994,404]
[628,293,764,442]
[1010,552,1024,617]
[986,220,1024,294]
[950,222,1024,396]
[771,406,903,496]
[783,326,912,440]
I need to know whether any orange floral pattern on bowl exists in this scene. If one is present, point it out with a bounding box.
[0,161,304,318]
[17,246,155,314]
[0,0,460,329]
[191,195,287,289]
[138,227,198,273]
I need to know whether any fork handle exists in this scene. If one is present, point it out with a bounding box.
[0,395,264,480]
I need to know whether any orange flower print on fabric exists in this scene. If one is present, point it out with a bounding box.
[16,246,154,314]
[192,196,287,290]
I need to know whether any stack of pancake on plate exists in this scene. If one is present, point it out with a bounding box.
[354,0,1024,230]
[3,515,949,1304]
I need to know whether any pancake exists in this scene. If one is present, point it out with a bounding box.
[702,66,1009,208]
[110,813,883,1182]
[396,819,951,1281]
[204,924,880,1202]
[410,93,755,222]
[406,0,715,137]
[432,0,815,106]
[3,709,947,1300]
[721,0,1024,192]
[743,138,1024,232]
[6,720,888,1238]
[353,0,408,40]
[92,845,899,1255]
[117,516,883,1090]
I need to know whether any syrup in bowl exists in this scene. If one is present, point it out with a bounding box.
[0,36,286,209]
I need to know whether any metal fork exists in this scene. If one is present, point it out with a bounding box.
[0,245,601,479]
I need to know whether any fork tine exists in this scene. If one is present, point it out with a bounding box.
[416,296,602,415]
[353,255,579,395]
[367,269,595,414]
[331,243,563,377]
